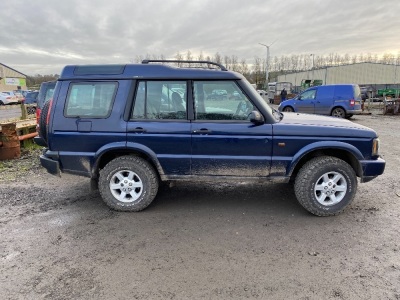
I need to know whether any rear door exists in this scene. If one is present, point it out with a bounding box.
[191,81,272,177]
[126,80,191,175]
[314,86,335,115]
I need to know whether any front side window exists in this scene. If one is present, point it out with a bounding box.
[132,81,187,120]
[65,82,117,117]
[193,81,256,121]
[300,89,316,100]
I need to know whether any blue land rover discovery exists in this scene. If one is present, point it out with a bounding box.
[36,60,385,216]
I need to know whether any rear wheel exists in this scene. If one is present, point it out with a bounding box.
[294,156,357,216]
[283,106,294,112]
[331,107,346,118]
[99,156,159,211]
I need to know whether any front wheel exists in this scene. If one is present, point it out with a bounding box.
[99,156,159,211]
[331,107,346,118]
[283,106,294,112]
[294,156,357,216]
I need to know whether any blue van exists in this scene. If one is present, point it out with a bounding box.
[278,84,362,118]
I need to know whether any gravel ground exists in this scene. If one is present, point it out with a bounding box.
[0,114,399,299]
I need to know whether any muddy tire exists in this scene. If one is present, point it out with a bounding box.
[99,156,159,211]
[294,156,357,216]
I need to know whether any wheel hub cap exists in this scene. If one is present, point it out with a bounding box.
[110,170,143,203]
[314,171,347,206]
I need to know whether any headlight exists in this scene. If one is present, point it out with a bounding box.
[372,138,380,156]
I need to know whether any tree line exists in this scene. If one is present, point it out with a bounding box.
[27,51,400,88]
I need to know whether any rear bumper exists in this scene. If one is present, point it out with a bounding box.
[40,151,60,176]
[360,157,385,182]
[346,109,363,115]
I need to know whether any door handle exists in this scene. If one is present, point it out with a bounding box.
[192,128,211,134]
[129,127,146,133]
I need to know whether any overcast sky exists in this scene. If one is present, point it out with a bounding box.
[1,0,400,75]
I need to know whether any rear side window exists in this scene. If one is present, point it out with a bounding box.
[65,82,117,118]
[131,81,187,120]
[353,85,361,99]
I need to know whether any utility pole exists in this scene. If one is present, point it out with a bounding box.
[310,53,315,80]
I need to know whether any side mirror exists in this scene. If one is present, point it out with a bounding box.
[297,95,302,100]
[249,111,264,125]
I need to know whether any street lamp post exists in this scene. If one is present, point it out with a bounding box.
[310,53,315,81]
[259,40,277,90]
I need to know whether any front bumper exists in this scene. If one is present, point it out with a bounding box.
[360,157,385,182]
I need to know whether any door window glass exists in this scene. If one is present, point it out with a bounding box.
[300,89,316,100]
[193,81,255,121]
[132,81,187,120]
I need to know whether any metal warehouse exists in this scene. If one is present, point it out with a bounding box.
[277,62,400,90]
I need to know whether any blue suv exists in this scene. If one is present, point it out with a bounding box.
[278,84,363,118]
[36,60,385,216]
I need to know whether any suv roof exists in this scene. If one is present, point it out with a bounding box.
[59,60,242,81]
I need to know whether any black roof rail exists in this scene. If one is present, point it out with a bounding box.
[141,59,228,71]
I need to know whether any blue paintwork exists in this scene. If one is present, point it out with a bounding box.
[40,63,385,183]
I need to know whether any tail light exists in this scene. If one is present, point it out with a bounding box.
[349,99,355,106]
[36,108,41,124]
[46,99,53,125]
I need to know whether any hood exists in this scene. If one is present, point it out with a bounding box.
[274,112,377,138]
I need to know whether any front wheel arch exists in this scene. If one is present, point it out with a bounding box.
[282,106,294,112]
[289,147,362,181]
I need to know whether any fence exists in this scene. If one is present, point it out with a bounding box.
[0,104,37,160]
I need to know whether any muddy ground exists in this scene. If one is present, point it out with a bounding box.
[0,113,399,300]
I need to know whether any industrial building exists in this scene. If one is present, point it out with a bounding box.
[277,62,400,92]
[0,63,27,92]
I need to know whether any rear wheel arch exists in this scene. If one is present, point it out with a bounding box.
[331,106,346,118]
[93,148,163,181]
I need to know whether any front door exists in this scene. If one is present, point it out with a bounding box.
[296,89,317,114]
[191,81,272,177]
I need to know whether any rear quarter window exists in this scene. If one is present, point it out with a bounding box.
[65,82,117,118]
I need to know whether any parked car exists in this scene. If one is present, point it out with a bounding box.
[23,91,39,104]
[2,91,24,103]
[278,84,362,118]
[23,91,39,114]
[36,61,385,216]
[360,85,376,101]
[0,92,19,105]
[35,81,56,123]
[207,89,228,100]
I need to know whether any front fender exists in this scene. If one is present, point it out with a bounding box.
[287,141,364,176]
